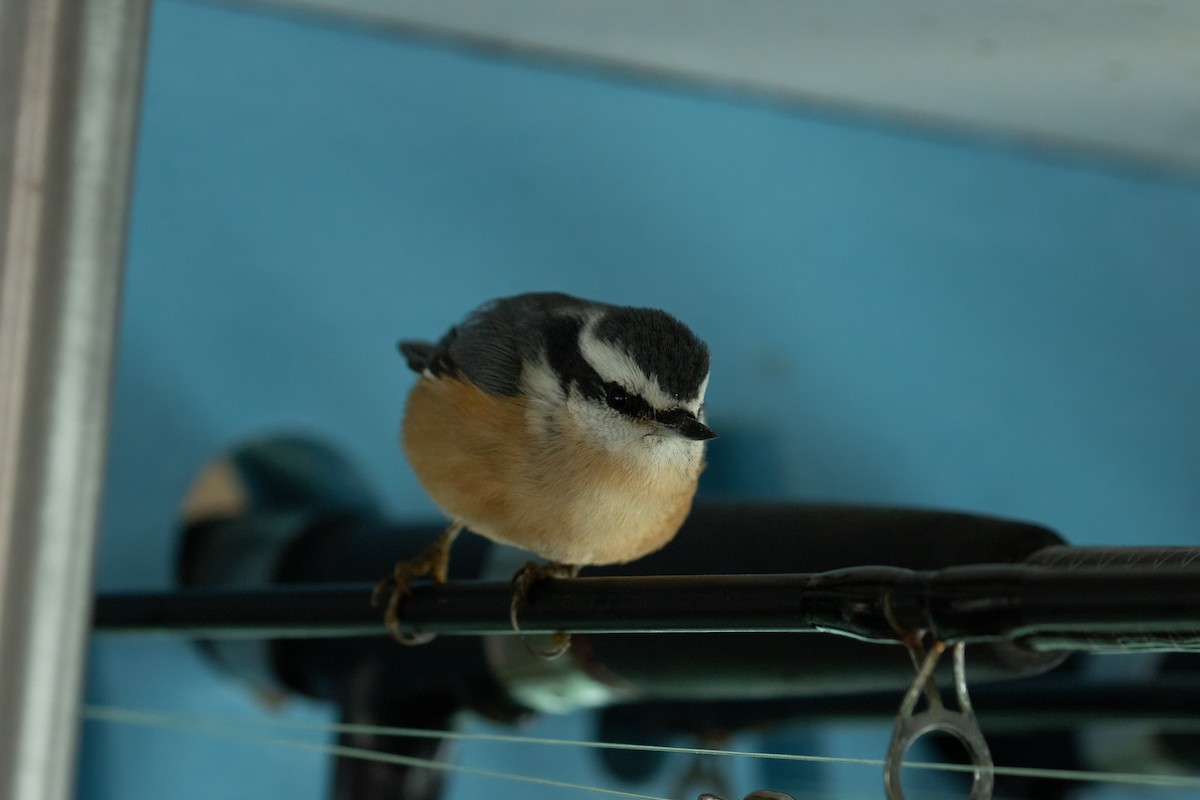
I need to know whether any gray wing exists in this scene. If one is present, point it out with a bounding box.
[398,292,593,396]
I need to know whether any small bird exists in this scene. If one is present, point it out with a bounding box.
[376,292,715,653]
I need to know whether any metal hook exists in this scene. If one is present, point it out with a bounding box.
[701,636,991,800]
[884,641,994,800]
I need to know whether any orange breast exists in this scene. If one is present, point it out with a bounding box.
[402,376,700,566]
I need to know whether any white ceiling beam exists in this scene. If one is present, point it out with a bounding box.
[227,0,1200,176]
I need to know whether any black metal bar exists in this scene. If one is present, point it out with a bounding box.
[94,584,383,638]
[94,564,1200,651]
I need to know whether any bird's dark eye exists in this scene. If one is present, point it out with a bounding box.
[604,382,654,419]
[604,382,633,413]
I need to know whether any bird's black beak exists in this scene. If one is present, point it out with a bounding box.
[655,408,717,441]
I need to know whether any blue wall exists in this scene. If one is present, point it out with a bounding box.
[83,0,1200,798]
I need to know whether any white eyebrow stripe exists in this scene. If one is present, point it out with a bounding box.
[689,373,710,415]
[577,320,678,409]
[577,317,711,414]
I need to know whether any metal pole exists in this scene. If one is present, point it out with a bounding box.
[0,0,149,798]
[92,565,1200,649]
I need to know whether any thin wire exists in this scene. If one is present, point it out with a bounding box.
[84,707,671,800]
[83,705,1200,791]
[83,705,877,766]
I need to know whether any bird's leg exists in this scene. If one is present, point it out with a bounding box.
[373,522,463,644]
[509,561,581,660]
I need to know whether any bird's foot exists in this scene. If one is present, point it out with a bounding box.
[373,522,462,644]
[509,561,580,660]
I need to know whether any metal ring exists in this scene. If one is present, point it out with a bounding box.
[884,706,994,800]
[884,642,994,800]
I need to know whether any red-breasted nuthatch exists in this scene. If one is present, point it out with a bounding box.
[375,292,715,650]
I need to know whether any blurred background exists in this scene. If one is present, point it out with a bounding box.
[81,1,1200,798]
